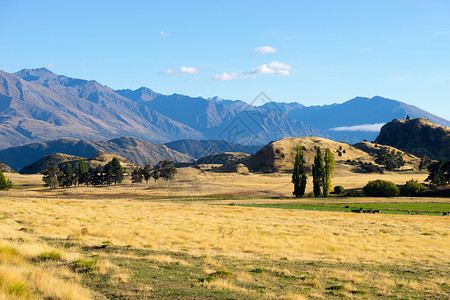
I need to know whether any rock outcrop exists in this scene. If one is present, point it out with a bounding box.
[375,118,450,160]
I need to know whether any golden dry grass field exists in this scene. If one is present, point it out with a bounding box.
[0,168,449,299]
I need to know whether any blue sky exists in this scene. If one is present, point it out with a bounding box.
[1,0,450,120]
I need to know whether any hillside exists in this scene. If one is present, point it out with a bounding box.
[20,152,137,174]
[164,140,262,159]
[375,118,450,160]
[195,152,250,165]
[0,137,193,171]
[20,153,82,174]
[222,136,419,173]
[0,162,15,173]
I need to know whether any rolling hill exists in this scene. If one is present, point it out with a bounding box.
[220,136,420,173]
[164,140,262,159]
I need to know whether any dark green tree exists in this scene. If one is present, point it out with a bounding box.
[157,160,177,181]
[143,161,152,183]
[151,167,161,182]
[88,170,104,186]
[103,157,123,185]
[110,157,124,185]
[42,165,60,189]
[131,167,144,183]
[292,145,307,197]
[61,164,74,188]
[77,158,89,186]
[0,170,13,190]
[419,155,432,170]
[322,148,335,197]
[426,161,450,186]
[312,147,324,197]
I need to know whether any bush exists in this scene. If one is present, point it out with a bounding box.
[402,179,425,196]
[0,170,13,190]
[334,186,345,194]
[363,180,400,197]
[37,250,61,261]
[73,258,98,272]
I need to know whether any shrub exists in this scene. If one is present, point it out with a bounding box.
[334,186,345,194]
[402,179,425,196]
[73,258,98,272]
[37,250,61,261]
[363,180,400,197]
[0,170,13,190]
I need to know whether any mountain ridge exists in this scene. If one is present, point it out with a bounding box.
[1,68,449,149]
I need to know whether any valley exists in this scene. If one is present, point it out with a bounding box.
[1,167,449,299]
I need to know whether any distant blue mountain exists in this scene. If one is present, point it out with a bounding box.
[0,68,448,150]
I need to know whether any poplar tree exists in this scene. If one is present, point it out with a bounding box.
[312,146,323,197]
[292,145,307,197]
[323,148,335,197]
[77,158,89,186]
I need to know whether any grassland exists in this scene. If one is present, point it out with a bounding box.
[0,168,449,299]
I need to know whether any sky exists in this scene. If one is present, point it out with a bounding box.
[1,0,450,120]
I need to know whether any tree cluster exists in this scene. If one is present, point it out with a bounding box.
[375,147,405,171]
[131,160,177,183]
[0,170,13,190]
[292,145,335,198]
[42,157,124,189]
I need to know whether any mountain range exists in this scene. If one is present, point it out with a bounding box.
[1,68,449,149]
[0,137,193,172]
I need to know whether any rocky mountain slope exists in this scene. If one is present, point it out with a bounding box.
[1,68,449,148]
[0,68,205,149]
[0,137,193,171]
[375,118,450,160]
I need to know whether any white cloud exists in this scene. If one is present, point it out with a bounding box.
[77,62,87,68]
[159,31,170,36]
[250,64,275,75]
[275,69,290,76]
[267,61,292,70]
[161,66,201,75]
[248,61,292,76]
[46,63,56,69]
[253,46,278,55]
[213,61,292,81]
[329,123,386,132]
[212,72,241,81]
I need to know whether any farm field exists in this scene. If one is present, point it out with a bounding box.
[0,168,449,299]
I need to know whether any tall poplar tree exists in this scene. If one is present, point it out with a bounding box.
[312,146,323,197]
[323,148,335,197]
[292,145,307,197]
[77,158,89,186]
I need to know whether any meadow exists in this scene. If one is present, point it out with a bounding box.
[0,168,449,299]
